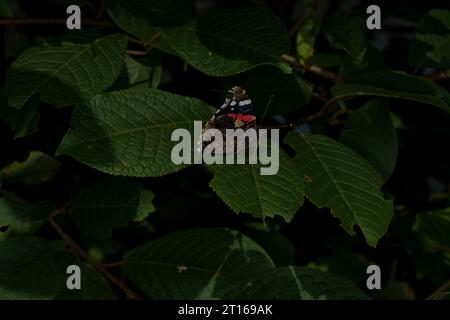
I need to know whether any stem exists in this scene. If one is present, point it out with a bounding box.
[96,0,106,20]
[281,54,339,82]
[427,70,450,82]
[48,211,143,300]
[0,18,115,28]
[426,279,450,300]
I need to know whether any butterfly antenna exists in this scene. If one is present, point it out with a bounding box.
[258,94,274,127]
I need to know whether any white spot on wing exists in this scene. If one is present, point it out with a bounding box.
[238,99,251,106]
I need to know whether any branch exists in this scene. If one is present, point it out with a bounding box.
[281,54,339,82]
[127,32,161,57]
[96,0,106,20]
[48,210,143,300]
[0,18,115,28]
[426,279,450,300]
[427,70,450,82]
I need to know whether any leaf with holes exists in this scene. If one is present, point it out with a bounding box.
[123,228,275,299]
[285,132,393,247]
[56,88,214,177]
[160,8,291,76]
[6,34,127,109]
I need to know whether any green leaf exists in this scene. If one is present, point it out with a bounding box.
[340,98,398,182]
[70,178,149,238]
[56,88,214,177]
[6,34,127,109]
[224,66,311,117]
[123,228,275,299]
[413,210,450,250]
[247,231,295,266]
[55,261,116,300]
[134,190,156,222]
[408,9,450,68]
[4,28,29,58]
[323,13,367,66]
[0,237,72,299]
[0,151,61,185]
[119,0,194,27]
[295,9,320,66]
[330,70,450,114]
[284,132,393,247]
[160,7,291,76]
[0,88,40,139]
[0,193,55,236]
[219,266,368,300]
[107,0,159,41]
[210,150,304,222]
[110,53,162,91]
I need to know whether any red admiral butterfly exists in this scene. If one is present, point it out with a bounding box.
[199,86,256,154]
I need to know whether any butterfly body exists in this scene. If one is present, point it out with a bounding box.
[199,86,256,154]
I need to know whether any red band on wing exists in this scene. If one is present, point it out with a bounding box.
[226,114,256,122]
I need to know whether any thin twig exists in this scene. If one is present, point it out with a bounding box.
[426,279,450,300]
[281,54,339,82]
[427,70,450,82]
[0,18,115,28]
[96,0,106,20]
[127,32,161,57]
[127,49,152,56]
[48,212,143,300]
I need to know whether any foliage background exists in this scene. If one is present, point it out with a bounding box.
[0,0,449,300]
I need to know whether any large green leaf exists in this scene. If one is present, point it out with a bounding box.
[6,34,127,109]
[284,132,393,247]
[210,150,304,222]
[340,98,398,182]
[70,178,150,238]
[413,209,450,250]
[56,88,214,177]
[323,13,367,66]
[219,266,368,300]
[160,8,291,76]
[0,193,55,236]
[0,237,72,299]
[408,9,450,68]
[330,70,450,114]
[118,0,194,28]
[110,53,161,91]
[123,228,275,299]
[0,88,40,139]
[0,151,61,185]
[107,0,159,41]
[224,66,311,117]
[55,261,116,300]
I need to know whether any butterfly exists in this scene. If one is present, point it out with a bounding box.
[198,86,257,155]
